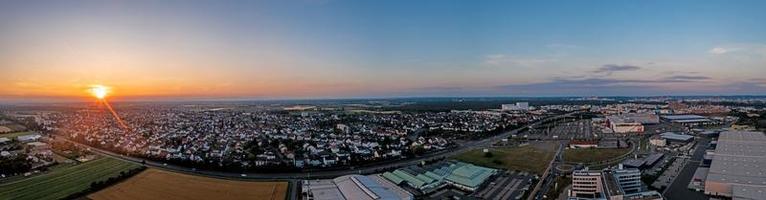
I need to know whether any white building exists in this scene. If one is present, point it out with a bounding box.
[606,115,647,134]
[649,137,666,147]
[501,102,530,111]
[17,134,41,142]
[571,170,605,199]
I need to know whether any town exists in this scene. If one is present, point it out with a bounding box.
[2,96,766,200]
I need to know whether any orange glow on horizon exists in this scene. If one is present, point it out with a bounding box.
[89,85,110,100]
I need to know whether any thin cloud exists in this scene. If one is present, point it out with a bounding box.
[662,75,711,82]
[483,54,554,66]
[592,64,642,75]
[709,47,737,55]
[496,75,716,96]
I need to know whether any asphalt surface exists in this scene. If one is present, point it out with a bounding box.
[531,142,565,200]
[662,137,710,200]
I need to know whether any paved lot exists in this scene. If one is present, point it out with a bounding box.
[526,119,596,140]
[662,138,709,200]
[474,171,533,200]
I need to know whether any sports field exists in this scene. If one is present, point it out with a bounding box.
[453,142,557,175]
[0,157,141,200]
[88,169,289,200]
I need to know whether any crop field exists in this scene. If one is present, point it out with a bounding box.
[0,157,141,200]
[563,147,631,164]
[0,131,35,139]
[88,169,289,200]
[453,142,557,175]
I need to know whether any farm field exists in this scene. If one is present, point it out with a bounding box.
[562,147,631,164]
[0,131,35,139]
[0,126,12,133]
[453,142,557,175]
[0,157,141,200]
[88,168,289,200]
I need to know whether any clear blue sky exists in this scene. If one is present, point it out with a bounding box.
[1,0,765,100]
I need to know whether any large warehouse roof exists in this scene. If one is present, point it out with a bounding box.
[307,175,414,200]
[660,132,694,141]
[706,131,766,198]
[661,115,708,120]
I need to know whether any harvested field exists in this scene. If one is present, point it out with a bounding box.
[0,131,35,139]
[453,142,557,175]
[88,169,288,200]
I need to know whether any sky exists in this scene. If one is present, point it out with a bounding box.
[1,0,765,102]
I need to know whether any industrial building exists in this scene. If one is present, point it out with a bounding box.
[609,113,660,124]
[661,115,713,126]
[619,154,664,170]
[659,132,694,144]
[302,174,414,200]
[381,161,497,193]
[605,113,659,134]
[704,131,766,199]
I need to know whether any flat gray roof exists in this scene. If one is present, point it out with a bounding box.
[660,132,694,141]
[707,131,766,190]
[661,115,707,120]
[732,184,766,200]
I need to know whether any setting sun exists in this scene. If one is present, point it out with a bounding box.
[89,85,110,99]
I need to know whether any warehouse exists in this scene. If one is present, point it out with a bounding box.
[704,131,766,199]
[661,115,713,126]
[659,132,694,143]
[303,174,414,200]
[382,161,497,193]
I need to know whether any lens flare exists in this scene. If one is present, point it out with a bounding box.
[90,85,109,99]
[87,85,128,130]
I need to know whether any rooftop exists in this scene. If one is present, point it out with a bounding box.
[307,174,414,200]
[660,132,694,141]
[661,115,708,120]
[706,131,766,196]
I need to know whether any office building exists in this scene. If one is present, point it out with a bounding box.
[571,170,606,199]
[501,102,530,111]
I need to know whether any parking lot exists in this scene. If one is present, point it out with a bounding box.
[473,171,533,200]
[651,156,686,190]
[525,119,596,140]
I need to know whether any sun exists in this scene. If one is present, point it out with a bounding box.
[89,85,110,99]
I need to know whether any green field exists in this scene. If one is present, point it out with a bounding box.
[452,143,557,175]
[0,157,141,200]
[0,131,36,139]
[562,148,631,164]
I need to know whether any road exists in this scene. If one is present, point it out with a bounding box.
[530,141,565,200]
[662,137,710,200]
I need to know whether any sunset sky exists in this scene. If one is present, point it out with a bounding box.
[1,0,765,102]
